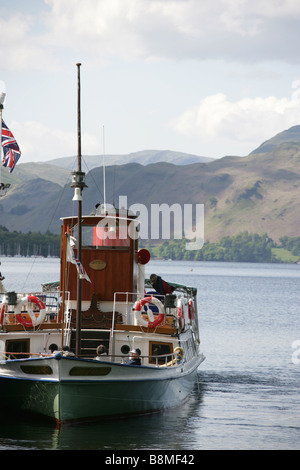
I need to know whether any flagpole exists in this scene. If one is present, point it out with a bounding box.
[76,63,82,356]
[102,125,106,212]
[70,63,87,356]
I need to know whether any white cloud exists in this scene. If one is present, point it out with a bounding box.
[42,0,300,63]
[0,13,59,72]
[171,87,300,155]
[10,121,99,163]
[2,0,300,161]
[2,0,300,72]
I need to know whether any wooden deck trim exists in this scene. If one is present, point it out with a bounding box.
[2,323,62,332]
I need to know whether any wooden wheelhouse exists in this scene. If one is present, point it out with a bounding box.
[59,208,145,321]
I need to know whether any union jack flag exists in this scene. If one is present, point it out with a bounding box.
[1,119,21,173]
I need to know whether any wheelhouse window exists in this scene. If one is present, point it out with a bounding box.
[73,225,130,249]
[149,341,173,365]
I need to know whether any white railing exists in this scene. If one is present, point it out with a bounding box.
[0,290,71,332]
[94,350,185,367]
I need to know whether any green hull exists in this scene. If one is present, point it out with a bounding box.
[0,355,204,423]
[0,376,59,421]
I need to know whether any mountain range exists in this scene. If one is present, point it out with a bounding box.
[1,126,300,243]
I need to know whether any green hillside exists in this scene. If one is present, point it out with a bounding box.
[251,125,300,154]
[0,127,300,244]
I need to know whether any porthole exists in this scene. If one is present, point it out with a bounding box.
[121,345,130,354]
[69,367,111,376]
[20,365,53,375]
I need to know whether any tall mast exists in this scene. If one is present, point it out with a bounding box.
[102,125,106,212]
[71,63,86,356]
[77,63,82,175]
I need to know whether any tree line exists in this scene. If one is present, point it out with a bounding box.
[142,232,300,263]
[0,226,60,258]
[0,225,299,263]
[278,236,300,256]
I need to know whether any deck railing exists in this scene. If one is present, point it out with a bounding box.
[0,350,184,367]
[0,290,71,334]
[92,350,184,367]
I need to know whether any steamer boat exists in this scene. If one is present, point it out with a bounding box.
[0,65,205,425]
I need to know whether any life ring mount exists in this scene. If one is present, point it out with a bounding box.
[134,296,165,328]
[15,295,46,328]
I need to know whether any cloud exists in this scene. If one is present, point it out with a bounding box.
[171,86,300,155]
[0,13,59,72]
[10,121,99,163]
[2,0,300,161]
[40,0,300,63]
[2,0,300,71]
[44,0,300,63]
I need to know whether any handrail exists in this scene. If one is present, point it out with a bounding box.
[93,350,184,367]
[0,350,184,367]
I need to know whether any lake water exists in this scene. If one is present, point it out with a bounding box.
[0,257,299,451]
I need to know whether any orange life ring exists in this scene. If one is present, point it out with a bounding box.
[134,296,165,328]
[15,295,46,328]
[188,299,195,320]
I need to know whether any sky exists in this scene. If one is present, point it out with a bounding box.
[1,0,300,164]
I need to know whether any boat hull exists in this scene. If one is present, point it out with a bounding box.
[0,353,205,423]
[0,375,59,421]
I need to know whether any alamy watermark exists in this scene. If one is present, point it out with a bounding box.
[96,195,204,251]
[291,340,300,365]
